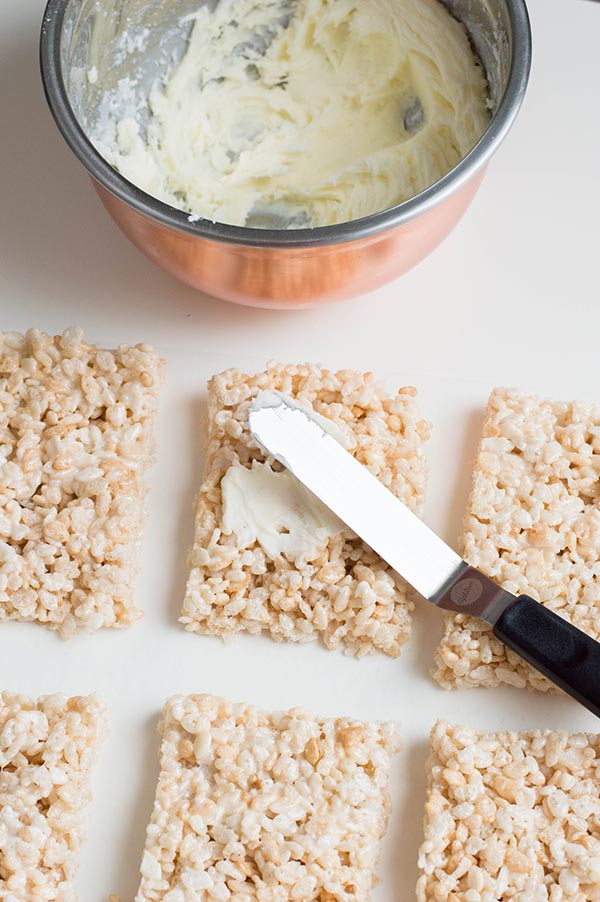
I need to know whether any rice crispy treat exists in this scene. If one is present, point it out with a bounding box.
[0,691,107,901]
[136,693,400,902]
[433,387,600,691]
[182,364,430,656]
[0,327,164,637]
[417,720,600,902]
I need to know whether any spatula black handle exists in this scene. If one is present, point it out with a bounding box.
[494,595,600,718]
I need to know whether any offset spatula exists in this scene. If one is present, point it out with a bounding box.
[249,397,600,718]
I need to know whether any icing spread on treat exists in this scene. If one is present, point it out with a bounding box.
[250,390,353,449]
[221,460,347,561]
[104,0,490,228]
[222,391,351,560]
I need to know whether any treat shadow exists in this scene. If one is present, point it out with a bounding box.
[412,403,484,680]
[388,739,429,902]
[164,391,208,628]
[110,712,160,901]
[442,404,484,549]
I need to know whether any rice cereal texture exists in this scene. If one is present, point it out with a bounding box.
[0,327,164,637]
[136,693,400,902]
[433,387,600,691]
[417,720,600,902]
[182,364,430,657]
[0,691,107,901]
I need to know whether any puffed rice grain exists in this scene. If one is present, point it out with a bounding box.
[0,327,164,636]
[0,691,107,901]
[418,720,600,902]
[433,387,600,691]
[135,693,400,901]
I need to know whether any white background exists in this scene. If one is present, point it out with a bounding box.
[2,1,600,899]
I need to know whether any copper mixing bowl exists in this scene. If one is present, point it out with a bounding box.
[40,0,531,309]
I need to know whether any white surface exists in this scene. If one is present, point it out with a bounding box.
[1,1,600,900]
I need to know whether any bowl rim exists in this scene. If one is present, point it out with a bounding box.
[40,0,532,250]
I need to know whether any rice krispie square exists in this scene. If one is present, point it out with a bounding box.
[418,720,600,902]
[0,691,107,901]
[433,387,600,691]
[182,363,430,656]
[0,327,164,637]
[136,693,400,902]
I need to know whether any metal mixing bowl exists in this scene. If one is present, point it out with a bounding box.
[40,0,531,308]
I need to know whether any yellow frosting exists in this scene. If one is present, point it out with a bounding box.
[109,0,490,228]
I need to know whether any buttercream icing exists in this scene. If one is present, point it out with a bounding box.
[106,0,490,227]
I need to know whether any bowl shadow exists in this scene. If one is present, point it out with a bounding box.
[0,16,282,324]
[0,22,153,299]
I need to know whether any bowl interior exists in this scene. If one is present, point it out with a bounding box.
[61,0,512,172]
[46,0,527,247]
